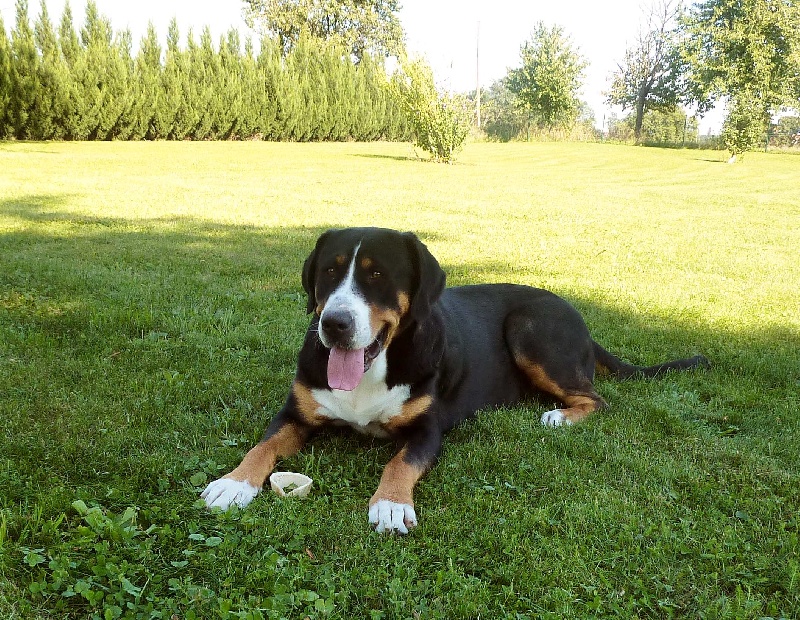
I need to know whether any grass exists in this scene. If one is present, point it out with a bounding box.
[0,140,798,619]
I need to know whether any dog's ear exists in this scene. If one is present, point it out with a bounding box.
[301,231,331,314]
[403,231,446,323]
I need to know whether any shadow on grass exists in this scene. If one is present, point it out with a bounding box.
[3,192,797,396]
[349,153,425,163]
[2,195,798,492]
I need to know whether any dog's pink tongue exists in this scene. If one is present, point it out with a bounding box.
[327,347,365,391]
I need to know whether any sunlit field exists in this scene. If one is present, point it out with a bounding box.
[1,140,798,618]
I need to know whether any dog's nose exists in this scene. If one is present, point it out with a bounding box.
[321,310,355,338]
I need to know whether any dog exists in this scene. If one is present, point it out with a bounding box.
[202,227,708,533]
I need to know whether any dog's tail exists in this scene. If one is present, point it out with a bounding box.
[593,341,709,379]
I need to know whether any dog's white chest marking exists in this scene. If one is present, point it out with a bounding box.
[311,351,410,436]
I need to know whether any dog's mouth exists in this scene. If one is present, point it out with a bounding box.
[327,326,388,391]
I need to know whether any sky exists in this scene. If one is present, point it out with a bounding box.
[1,0,724,132]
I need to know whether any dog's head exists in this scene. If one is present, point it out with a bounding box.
[302,227,446,390]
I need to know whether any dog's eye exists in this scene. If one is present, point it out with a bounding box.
[369,271,382,280]
[325,267,336,278]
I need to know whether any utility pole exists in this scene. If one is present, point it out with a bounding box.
[476,21,481,129]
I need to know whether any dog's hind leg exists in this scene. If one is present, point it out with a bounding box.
[505,304,607,426]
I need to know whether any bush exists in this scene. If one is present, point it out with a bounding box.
[392,59,472,163]
[721,94,767,161]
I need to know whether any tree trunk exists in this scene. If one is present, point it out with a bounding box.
[634,98,645,143]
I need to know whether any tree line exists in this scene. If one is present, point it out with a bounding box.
[2,0,799,159]
[0,0,409,142]
[476,0,800,157]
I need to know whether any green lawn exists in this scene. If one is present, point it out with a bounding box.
[1,140,798,619]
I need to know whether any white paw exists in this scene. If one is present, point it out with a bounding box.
[201,478,260,510]
[541,409,572,427]
[369,499,417,534]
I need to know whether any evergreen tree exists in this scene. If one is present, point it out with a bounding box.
[168,26,195,140]
[156,19,192,139]
[0,16,13,139]
[256,36,283,139]
[190,27,219,139]
[0,1,408,143]
[184,29,208,139]
[78,2,130,140]
[9,0,39,139]
[240,37,266,138]
[113,29,137,139]
[31,2,66,139]
[130,23,162,139]
[58,1,84,139]
[216,30,244,139]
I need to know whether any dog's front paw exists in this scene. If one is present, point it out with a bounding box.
[201,478,259,510]
[541,409,572,427]
[369,499,417,534]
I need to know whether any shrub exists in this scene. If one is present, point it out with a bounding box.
[392,59,471,163]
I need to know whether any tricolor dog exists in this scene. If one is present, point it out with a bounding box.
[202,227,708,533]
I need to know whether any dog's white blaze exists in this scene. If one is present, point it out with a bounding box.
[318,242,373,350]
[311,350,411,435]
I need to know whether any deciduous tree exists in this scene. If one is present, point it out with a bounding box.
[682,0,800,157]
[606,0,684,142]
[507,23,587,131]
[243,0,404,59]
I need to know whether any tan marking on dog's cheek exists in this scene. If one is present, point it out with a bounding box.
[383,395,433,432]
[314,292,330,316]
[369,305,403,346]
[397,292,410,315]
[369,447,425,508]
[223,423,308,488]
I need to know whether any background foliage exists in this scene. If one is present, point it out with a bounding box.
[506,22,588,131]
[391,58,472,162]
[0,0,408,142]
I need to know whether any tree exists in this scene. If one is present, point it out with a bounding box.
[0,15,13,138]
[480,78,528,141]
[391,58,471,162]
[507,22,587,131]
[682,0,800,157]
[720,91,766,161]
[78,1,130,140]
[608,106,698,144]
[32,1,67,139]
[242,0,404,59]
[130,23,162,139]
[606,0,684,142]
[8,0,38,139]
